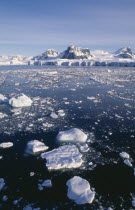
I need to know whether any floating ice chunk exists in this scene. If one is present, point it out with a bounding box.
[41,145,83,170]
[87,96,97,100]
[9,93,33,107]
[38,184,43,191]
[26,140,49,154]
[0,112,8,119]
[0,94,8,103]
[50,112,58,119]
[119,152,130,159]
[42,179,52,187]
[56,128,87,143]
[13,200,19,205]
[58,109,65,117]
[0,142,13,148]
[0,178,5,191]
[66,176,95,204]
[124,159,133,167]
[30,172,35,177]
[2,195,8,202]
[89,162,93,166]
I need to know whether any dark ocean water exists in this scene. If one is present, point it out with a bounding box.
[0,66,135,209]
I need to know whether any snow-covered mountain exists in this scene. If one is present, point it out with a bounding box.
[60,45,92,59]
[0,55,32,65]
[114,47,134,59]
[0,45,135,66]
[33,49,59,60]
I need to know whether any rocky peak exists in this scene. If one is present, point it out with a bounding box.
[42,49,59,58]
[61,45,92,59]
[115,47,133,59]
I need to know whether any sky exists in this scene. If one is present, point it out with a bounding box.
[0,0,135,56]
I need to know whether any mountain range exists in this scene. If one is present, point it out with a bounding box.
[0,45,135,66]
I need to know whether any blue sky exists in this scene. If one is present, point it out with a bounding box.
[0,0,135,55]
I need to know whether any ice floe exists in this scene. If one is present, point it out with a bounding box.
[56,128,87,143]
[9,93,33,107]
[41,145,83,170]
[66,176,95,204]
[0,142,13,148]
[26,140,49,154]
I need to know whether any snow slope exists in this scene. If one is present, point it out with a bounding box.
[0,55,32,65]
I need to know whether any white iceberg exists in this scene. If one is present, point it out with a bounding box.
[0,94,8,103]
[9,93,33,108]
[66,176,95,204]
[119,152,130,159]
[0,142,13,148]
[0,178,5,191]
[41,145,83,170]
[26,140,49,154]
[56,128,87,143]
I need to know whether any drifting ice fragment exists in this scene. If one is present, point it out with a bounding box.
[66,176,95,204]
[42,180,52,187]
[124,159,133,167]
[41,145,83,170]
[0,142,13,148]
[56,128,87,143]
[119,152,130,159]
[9,93,33,107]
[50,112,58,119]
[0,178,5,191]
[0,112,8,119]
[58,110,65,117]
[26,140,48,154]
[0,94,8,103]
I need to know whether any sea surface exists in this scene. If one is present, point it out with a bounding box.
[0,65,135,209]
